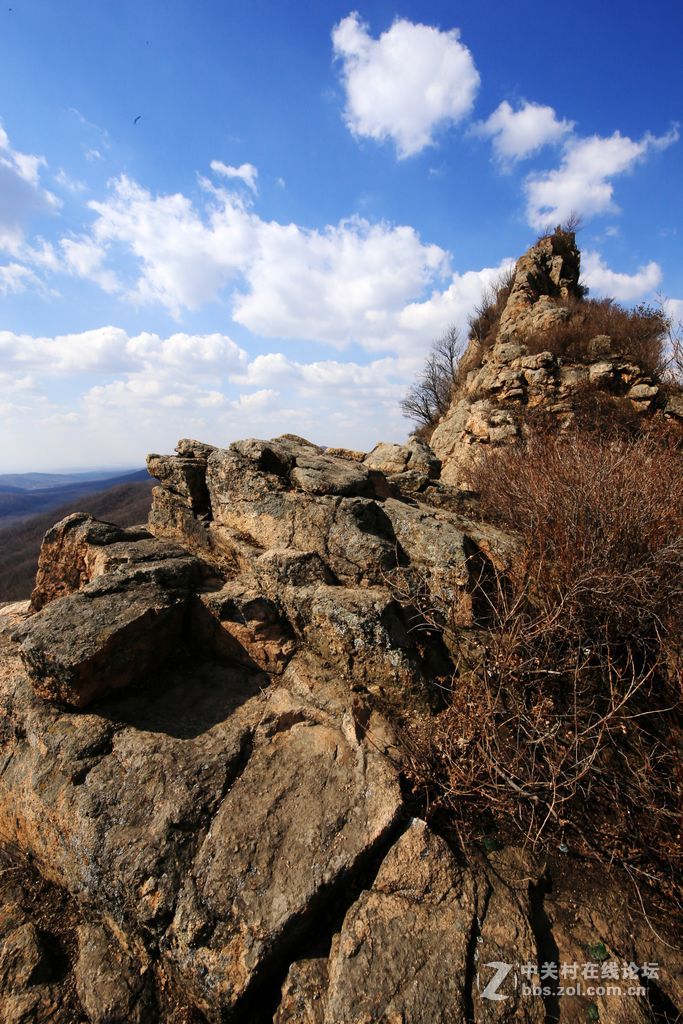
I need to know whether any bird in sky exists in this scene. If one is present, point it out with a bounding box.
[133,115,141,125]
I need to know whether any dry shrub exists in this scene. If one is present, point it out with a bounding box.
[393,434,682,903]
[518,388,646,443]
[467,266,515,353]
[473,434,682,644]
[402,271,517,434]
[526,298,669,379]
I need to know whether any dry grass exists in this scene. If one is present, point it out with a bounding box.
[389,434,683,906]
[525,298,669,379]
[467,266,516,353]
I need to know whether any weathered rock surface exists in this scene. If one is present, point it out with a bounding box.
[30,512,150,611]
[0,600,403,1021]
[273,958,328,1024]
[74,923,152,1024]
[430,231,681,485]
[0,408,679,1024]
[15,524,204,707]
[166,688,402,1017]
[322,819,480,1023]
[363,437,441,492]
[0,235,680,1024]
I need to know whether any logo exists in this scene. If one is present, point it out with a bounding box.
[478,961,514,1001]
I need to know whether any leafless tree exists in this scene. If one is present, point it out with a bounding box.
[401,326,463,429]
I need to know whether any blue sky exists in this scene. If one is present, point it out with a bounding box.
[1,0,681,470]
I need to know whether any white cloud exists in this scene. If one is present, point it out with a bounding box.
[475,100,573,163]
[332,12,479,158]
[0,122,60,253]
[86,176,256,314]
[56,170,523,359]
[60,235,119,292]
[525,126,679,229]
[0,332,414,470]
[0,262,42,295]
[231,388,278,411]
[67,174,452,348]
[398,261,514,340]
[232,215,448,349]
[0,327,247,376]
[663,298,683,326]
[55,168,87,193]
[210,160,258,193]
[581,251,662,301]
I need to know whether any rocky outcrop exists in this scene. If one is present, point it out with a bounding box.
[497,229,581,342]
[430,230,681,486]
[1,237,680,1022]
[363,437,441,492]
[0,406,680,1022]
[16,515,205,706]
[1,415,679,1024]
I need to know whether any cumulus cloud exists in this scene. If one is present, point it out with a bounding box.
[67,174,452,348]
[0,327,247,376]
[398,261,514,340]
[232,216,448,349]
[474,100,573,163]
[525,126,679,229]
[54,167,523,360]
[0,122,60,253]
[332,12,479,158]
[231,388,278,411]
[581,251,662,301]
[0,329,416,470]
[85,176,256,314]
[60,236,119,292]
[210,160,258,193]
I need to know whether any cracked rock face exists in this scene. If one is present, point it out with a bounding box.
[323,819,479,1024]
[0,601,404,1021]
[166,689,402,1018]
[1,301,681,1023]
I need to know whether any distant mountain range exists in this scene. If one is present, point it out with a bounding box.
[0,469,142,491]
[0,476,154,603]
[0,469,150,526]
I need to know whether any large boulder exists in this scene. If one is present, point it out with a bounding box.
[323,820,480,1024]
[16,533,203,707]
[0,607,403,1021]
[363,438,441,491]
[30,512,150,611]
[166,688,402,1017]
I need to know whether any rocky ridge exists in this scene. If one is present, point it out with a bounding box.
[1,233,681,1023]
[430,231,682,485]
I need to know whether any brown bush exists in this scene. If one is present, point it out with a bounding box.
[525,298,669,379]
[391,434,683,904]
[467,266,515,353]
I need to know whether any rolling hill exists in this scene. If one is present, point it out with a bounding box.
[0,469,149,527]
[0,478,154,603]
